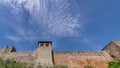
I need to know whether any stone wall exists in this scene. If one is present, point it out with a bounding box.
[0,40,119,68]
[0,41,54,67]
[0,46,16,53]
[102,41,120,60]
[0,51,36,65]
[53,51,109,68]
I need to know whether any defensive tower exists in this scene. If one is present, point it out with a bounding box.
[37,41,53,66]
[102,40,120,60]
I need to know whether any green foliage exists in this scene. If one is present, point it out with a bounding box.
[84,66,93,68]
[0,58,68,68]
[108,60,120,68]
[0,58,33,68]
[50,65,68,68]
[27,64,68,68]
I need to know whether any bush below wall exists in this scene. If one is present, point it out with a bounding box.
[0,58,33,68]
[108,60,120,68]
[84,66,93,68]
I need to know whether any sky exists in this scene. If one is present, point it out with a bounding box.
[0,0,120,51]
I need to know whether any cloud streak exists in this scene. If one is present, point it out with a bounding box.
[1,0,84,42]
[6,35,21,42]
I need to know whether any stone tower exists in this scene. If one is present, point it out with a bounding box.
[37,41,53,66]
[102,40,120,60]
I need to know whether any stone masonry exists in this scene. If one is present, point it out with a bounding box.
[0,40,120,68]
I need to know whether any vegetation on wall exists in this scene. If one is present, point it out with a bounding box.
[0,58,33,68]
[108,60,120,68]
[0,58,68,68]
[84,66,93,68]
[38,65,68,68]
[50,65,68,68]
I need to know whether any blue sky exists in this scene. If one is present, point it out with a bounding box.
[0,0,120,51]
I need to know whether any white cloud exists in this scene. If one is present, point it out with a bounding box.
[6,35,21,42]
[1,0,85,42]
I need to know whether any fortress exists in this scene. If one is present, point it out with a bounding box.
[0,40,120,68]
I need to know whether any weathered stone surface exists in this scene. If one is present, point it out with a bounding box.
[0,41,53,67]
[0,46,8,53]
[0,46,16,53]
[0,40,120,68]
[53,51,108,68]
[34,41,53,66]
[102,41,120,60]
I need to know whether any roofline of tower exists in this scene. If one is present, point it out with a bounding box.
[38,41,52,43]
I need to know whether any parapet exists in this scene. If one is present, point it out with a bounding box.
[54,51,104,56]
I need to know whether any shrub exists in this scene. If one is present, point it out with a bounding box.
[50,65,68,68]
[0,58,69,68]
[108,60,120,68]
[84,66,93,68]
[0,58,33,68]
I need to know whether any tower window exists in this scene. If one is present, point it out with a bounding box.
[40,43,44,47]
[46,43,49,47]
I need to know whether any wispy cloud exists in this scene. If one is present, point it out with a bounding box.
[6,35,21,42]
[1,0,85,43]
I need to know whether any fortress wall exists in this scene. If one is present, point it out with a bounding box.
[0,41,117,68]
[0,51,37,65]
[0,53,6,58]
[53,51,108,68]
[102,41,120,60]
[101,51,113,61]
